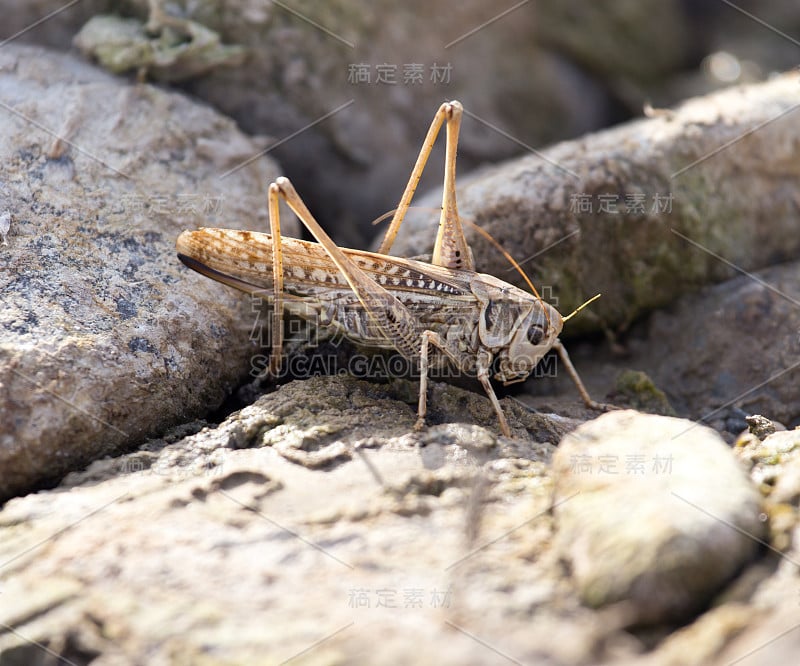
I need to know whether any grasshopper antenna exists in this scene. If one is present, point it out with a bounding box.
[563,293,602,322]
[370,208,400,227]
[370,206,450,230]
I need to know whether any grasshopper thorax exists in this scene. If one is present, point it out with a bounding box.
[471,276,563,385]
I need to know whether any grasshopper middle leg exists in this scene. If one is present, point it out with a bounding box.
[415,330,512,438]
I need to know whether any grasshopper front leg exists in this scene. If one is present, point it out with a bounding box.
[554,340,614,411]
[475,350,512,437]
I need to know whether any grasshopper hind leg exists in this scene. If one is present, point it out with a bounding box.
[267,181,285,377]
[377,101,473,272]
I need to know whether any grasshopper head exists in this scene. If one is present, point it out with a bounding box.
[494,302,563,385]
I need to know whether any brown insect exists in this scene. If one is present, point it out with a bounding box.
[176,101,605,437]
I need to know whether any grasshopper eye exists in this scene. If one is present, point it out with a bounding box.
[527,324,545,346]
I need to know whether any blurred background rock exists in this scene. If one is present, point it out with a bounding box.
[3,0,798,245]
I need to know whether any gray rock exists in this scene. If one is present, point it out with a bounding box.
[202,374,576,456]
[771,455,800,508]
[608,370,676,417]
[746,415,779,441]
[552,410,766,625]
[734,428,800,555]
[68,0,616,247]
[387,74,800,335]
[0,45,289,502]
[634,260,800,429]
[2,9,800,665]
[628,603,767,666]
[0,0,107,49]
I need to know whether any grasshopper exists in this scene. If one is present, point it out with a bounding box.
[176,101,605,437]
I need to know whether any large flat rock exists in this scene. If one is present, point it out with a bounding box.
[1,381,797,665]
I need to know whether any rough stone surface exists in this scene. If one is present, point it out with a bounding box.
[387,74,800,335]
[631,260,800,430]
[3,382,799,665]
[0,45,291,502]
[0,376,590,666]
[608,370,676,417]
[552,410,766,625]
